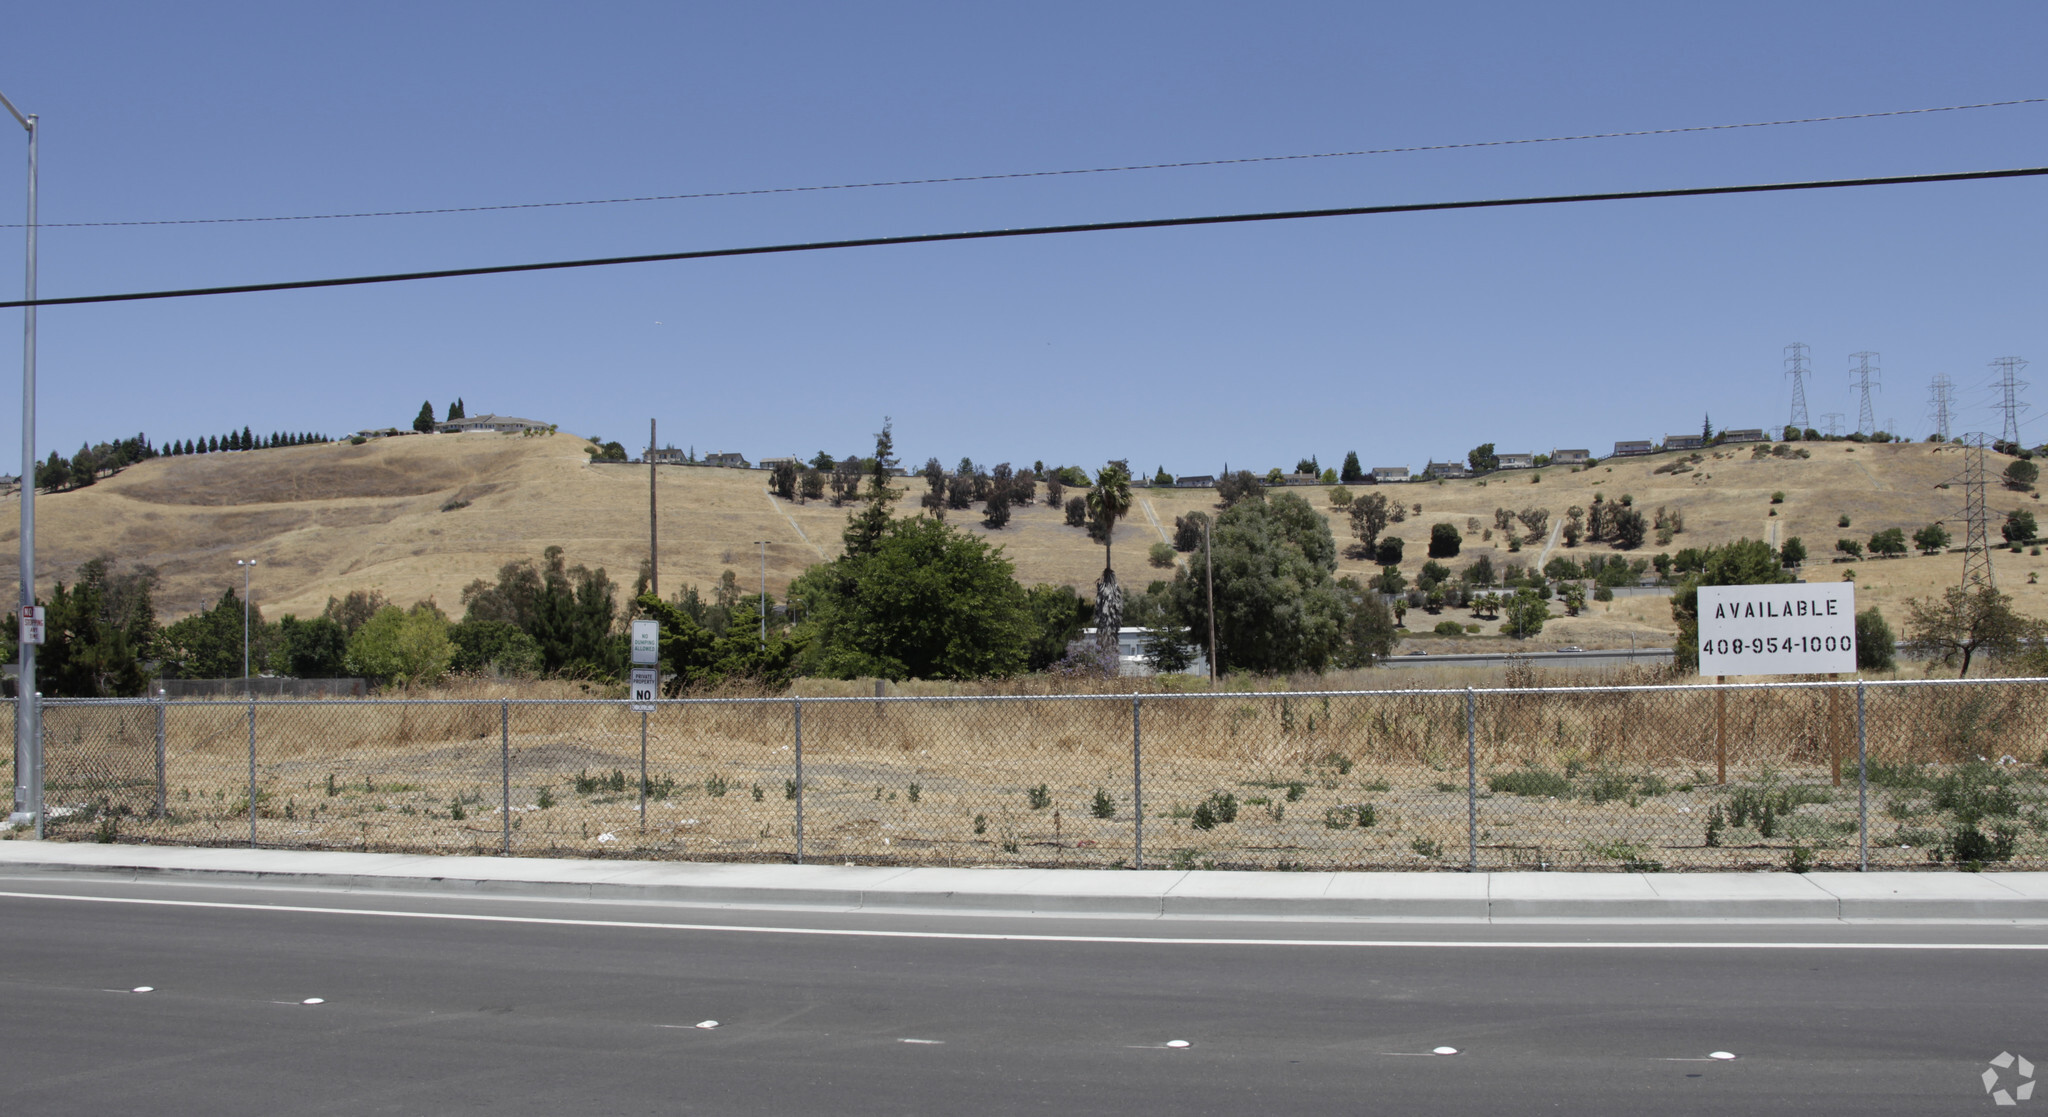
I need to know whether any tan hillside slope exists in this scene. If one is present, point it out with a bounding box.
[0,435,2041,649]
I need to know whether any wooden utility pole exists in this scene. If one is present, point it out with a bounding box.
[648,418,658,599]
[1715,676,1727,785]
[1205,518,1218,686]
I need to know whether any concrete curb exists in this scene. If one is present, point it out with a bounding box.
[3,843,2048,922]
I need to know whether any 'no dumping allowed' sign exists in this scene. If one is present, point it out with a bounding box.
[1697,582,1856,676]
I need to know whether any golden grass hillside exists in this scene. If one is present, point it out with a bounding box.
[1,433,2041,652]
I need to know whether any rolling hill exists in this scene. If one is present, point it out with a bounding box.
[0,432,2038,652]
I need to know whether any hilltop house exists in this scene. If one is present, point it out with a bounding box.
[757,456,804,472]
[643,446,689,465]
[1552,448,1590,465]
[1665,434,1705,451]
[1612,440,1655,456]
[1423,460,1467,479]
[1175,475,1215,488]
[437,414,548,434]
[1720,428,1766,443]
[704,452,751,468]
[1372,466,1410,484]
[1495,452,1535,470]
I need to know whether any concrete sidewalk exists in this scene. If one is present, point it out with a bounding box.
[2,841,2046,922]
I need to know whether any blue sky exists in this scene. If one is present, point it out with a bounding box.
[0,1,2042,476]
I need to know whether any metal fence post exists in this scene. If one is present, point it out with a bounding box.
[1857,681,1869,872]
[29,691,41,839]
[1132,695,1143,871]
[246,697,258,848]
[153,689,167,820]
[1465,687,1478,873]
[793,697,804,865]
[638,709,648,832]
[500,699,511,856]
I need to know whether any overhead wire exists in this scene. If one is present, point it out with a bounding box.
[0,97,2039,230]
[2,164,2042,310]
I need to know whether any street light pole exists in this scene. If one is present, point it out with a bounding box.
[236,559,257,694]
[0,88,37,831]
[752,541,767,647]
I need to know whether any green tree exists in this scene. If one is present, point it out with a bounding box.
[636,592,806,691]
[1905,586,2041,677]
[2004,459,2038,491]
[1086,461,1134,661]
[1855,607,1896,671]
[1868,527,1908,557]
[1168,491,1347,674]
[2004,509,2037,545]
[37,558,159,696]
[1148,541,1177,569]
[1428,522,1462,559]
[1467,443,1498,474]
[160,586,253,679]
[447,617,543,676]
[1348,491,1390,554]
[276,615,349,677]
[1501,588,1549,638]
[1215,469,1265,510]
[459,546,619,677]
[791,514,1032,680]
[447,398,466,421]
[1611,507,1648,549]
[1022,584,1087,671]
[1327,486,1352,508]
[1334,577,1396,667]
[345,602,455,686]
[413,401,436,433]
[1670,539,1794,672]
[1339,451,1364,484]
[1375,536,1404,565]
[1560,582,1588,616]
[1779,537,1807,568]
[1913,523,1952,555]
[1835,538,1863,559]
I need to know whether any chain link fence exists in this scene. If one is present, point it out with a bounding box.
[17,677,2048,871]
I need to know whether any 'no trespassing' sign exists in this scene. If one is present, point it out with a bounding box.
[1696,582,1856,676]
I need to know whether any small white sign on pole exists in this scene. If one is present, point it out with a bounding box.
[1697,582,1856,676]
[629,667,659,712]
[18,605,43,646]
[630,619,660,666]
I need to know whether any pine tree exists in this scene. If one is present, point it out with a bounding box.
[414,401,437,433]
[241,426,254,450]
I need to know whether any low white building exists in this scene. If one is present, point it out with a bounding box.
[1079,627,1210,677]
[437,414,549,434]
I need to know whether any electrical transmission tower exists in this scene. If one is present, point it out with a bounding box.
[1850,351,1880,436]
[1928,374,1955,442]
[1784,342,1811,432]
[1822,412,1843,438]
[1959,432,1997,590]
[1991,356,2029,447]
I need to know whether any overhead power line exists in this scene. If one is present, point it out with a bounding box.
[3,97,2041,231]
[2,164,2043,311]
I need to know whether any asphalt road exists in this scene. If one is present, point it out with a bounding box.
[2,876,2041,1116]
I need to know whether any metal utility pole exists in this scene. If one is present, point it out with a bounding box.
[1929,374,1956,442]
[647,417,657,599]
[1784,342,1811,432]
[236,559,257,693]
[1850,352,1880,437]
[1,88,37,831]
[753,541,768,646]
[1991,356,2029,448]
[1960,433,1996,591]
[1203,518,1217,686]
[1822,412,1844,439]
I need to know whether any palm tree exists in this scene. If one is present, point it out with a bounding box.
[1086,462,1134,666]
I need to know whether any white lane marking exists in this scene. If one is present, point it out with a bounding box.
[1432,1046,1460,1055]
[899,1038,944,1045]
[0,890,2043,951]
[1166,1039,1191,1048]
[1709,1051,1738,1060]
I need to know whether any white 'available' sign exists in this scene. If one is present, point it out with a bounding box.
[1697,582,1856,676]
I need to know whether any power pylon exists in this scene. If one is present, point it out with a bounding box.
[1991,356,2029,447]
[1850,351,1880,436]
[1822,412,1844,438]
[1959,432,1997,590]
[1784,342,1811,432]
[1929,374,1956,442]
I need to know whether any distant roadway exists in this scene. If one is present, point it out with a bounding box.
[0,875,2036,1115]
[1384,647,1675,670]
